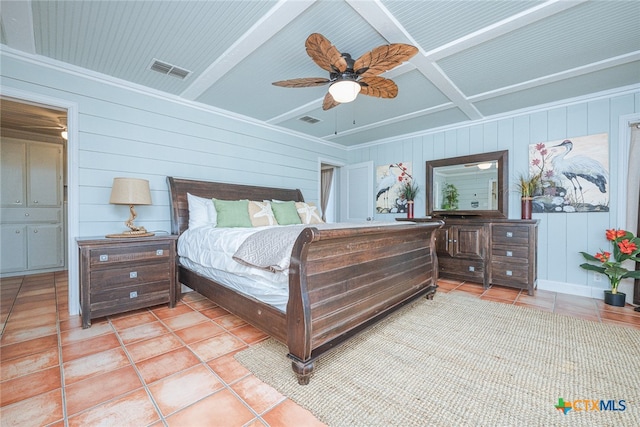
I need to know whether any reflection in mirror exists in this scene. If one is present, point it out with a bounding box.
[426,150,508,218]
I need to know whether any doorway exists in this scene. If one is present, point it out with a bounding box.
[1,98,68,276]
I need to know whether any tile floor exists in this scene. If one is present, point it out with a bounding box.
[1,272,639,426]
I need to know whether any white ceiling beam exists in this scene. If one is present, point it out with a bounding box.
[425,0,587,61]
[347,0,482,120]
[470,51,640,102]
[181,0,315,100]
[0,0,36,54]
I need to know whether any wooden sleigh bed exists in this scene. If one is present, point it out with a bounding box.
[167,177,442,384]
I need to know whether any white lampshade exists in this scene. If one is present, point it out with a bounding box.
[328,80,361,103]
[477,162,493,170]
[109,178,152,205]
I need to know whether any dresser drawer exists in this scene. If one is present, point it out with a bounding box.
[89,243,172,267]
[491,244,529,264]
[490,262,530,286]
[90,262,170,291]
[439,257,484,281]
[492,225,530,246]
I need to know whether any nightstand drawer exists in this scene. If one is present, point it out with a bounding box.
[91,280,171,306]
[89,243,172,267]
[90,262,170,291]
[492,225,530,245]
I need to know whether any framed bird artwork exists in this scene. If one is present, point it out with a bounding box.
[528,133,609,213]
[376,162,413,214]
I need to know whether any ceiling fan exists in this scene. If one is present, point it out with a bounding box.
[272,33,418,110]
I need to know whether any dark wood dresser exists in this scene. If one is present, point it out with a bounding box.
[77,234,178,328]
[400,217,538,295]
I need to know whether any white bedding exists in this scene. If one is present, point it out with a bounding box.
[178,224,291,311]
[178,221,409,312]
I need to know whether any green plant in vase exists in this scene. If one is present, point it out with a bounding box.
[579,229,640,306]
[441,183,459,210]
[400,180,419,201]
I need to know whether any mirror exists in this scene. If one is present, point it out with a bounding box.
[426,150,508,218]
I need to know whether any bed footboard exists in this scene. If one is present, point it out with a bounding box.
[286,221,442,384]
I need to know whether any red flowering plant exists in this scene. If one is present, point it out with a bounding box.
[579,229,640,294]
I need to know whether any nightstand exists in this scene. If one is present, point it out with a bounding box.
[77,234,179,328]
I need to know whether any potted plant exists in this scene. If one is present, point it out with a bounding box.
[515,173,540,219]
[400,180,419,218]
[441,183,458,211]
[579,229,640,306]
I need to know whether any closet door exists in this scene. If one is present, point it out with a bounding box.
[0,224,27,272]
[28,143,62,207]
[0,140,26,207]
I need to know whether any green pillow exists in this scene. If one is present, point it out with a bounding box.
[212,199,252,227]
[271,200,302,225]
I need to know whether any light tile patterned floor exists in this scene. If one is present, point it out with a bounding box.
[1,272,639,426]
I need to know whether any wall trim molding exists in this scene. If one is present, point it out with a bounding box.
[349,84,640,150]
[0,46,345,150]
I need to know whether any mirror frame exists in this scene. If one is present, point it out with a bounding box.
[426,150,509,218]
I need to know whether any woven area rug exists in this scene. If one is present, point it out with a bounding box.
[235,292,640,426]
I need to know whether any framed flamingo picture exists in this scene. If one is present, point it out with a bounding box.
[376,162,413,213]
[528,133,609,213]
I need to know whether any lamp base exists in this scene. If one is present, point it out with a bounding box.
[106,230,155,238]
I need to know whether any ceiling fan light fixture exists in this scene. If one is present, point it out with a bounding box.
[328,80,361,103]
[477,162,492,170]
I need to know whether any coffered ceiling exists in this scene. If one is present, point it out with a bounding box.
[1,0,639,146]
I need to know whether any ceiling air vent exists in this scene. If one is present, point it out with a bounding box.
[299,115,321,124]
[149,59,191,79]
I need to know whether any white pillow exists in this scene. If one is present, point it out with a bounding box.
[187,193,217,228]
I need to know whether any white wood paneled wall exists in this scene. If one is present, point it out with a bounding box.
[1,53,347,238]
[348,91,640,297]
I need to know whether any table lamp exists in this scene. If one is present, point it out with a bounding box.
[106,177,154,238]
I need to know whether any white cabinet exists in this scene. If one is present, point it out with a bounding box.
[1,138,64,275]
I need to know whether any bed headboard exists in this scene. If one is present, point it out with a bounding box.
[167,177,305,235]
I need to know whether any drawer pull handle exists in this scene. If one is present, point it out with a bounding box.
[506,251,513,257]
[506,270,513,276]
[130,271,137,279]
[33,229,38,233]
[15,200,21,204]
[33,200,38,204]
[99,254,108,262]
[25,213,30,217]
[156,249,164,256]
[506,232,513,238]
[15,229,21,234]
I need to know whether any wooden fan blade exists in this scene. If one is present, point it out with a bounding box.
[272,77,331,88]
[322,92,340,110]
[305,33,347,74]
[359,76,398,99]
[354,44,418,77]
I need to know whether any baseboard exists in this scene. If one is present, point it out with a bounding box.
[538,279,636,305]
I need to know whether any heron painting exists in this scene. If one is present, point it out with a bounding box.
[376,162,413,213]
[528,133,609,213]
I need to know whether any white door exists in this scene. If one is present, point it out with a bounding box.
[340,161,373,222]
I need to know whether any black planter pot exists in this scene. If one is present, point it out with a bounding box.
[604,291,626,307]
